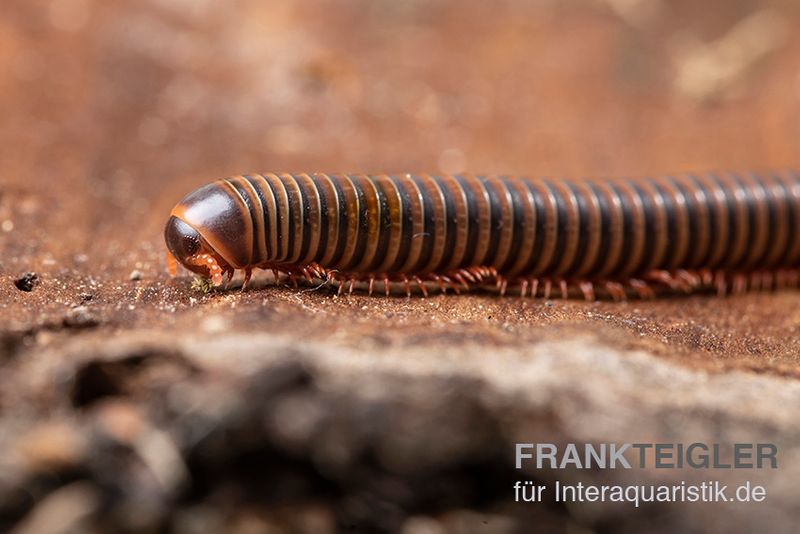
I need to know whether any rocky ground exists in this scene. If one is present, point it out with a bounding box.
[2,1,800,532]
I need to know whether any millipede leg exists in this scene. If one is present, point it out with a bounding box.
[732,274,747,294]
[605,281,626,301]
[714,271,727,296]
[647,270,681,291]
[241,268,252,290]
[414,276,428,297]
[498,276,508,296]
[309,263,326,279]
[579,281,595,301]
[453,273,470,290]
[459,269,477,283]
[543,279,552,299]
[677,269,701,289]
[441,276,461,294]
[628,278,654,299]
[248,263,800,299]
[431,275,447,294]
[166,251,178,277]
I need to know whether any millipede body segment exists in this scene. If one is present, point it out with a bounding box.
[165,172,800,299]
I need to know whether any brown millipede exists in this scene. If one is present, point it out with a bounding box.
[164,172,800,299]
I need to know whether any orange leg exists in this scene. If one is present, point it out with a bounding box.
[542,279,553,299]
[627,278,655,299]
[414,276,428,297]
[605,281,626,301]
[193,263,800,300]
[579,281,595,301]
[241,268,252,290]
[166,251,178,277]
[519,279,529,297]
[402,275,412,297]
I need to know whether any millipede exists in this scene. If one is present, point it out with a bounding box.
[164,172,800,300]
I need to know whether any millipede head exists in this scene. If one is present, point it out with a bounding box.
[165,180,257,285]
[165,216,203,264]
[164,215,230,285]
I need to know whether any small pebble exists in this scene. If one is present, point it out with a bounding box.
[14,272,39,292]
[129,270,143,281]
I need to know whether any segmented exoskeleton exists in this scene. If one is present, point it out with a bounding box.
[165,171,800,299]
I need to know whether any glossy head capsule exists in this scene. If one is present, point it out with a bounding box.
[165,181,254,285]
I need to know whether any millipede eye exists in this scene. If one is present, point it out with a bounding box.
[183,234,200,254]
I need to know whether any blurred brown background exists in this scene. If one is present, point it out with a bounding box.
[2,1,800,533]
[2,0,800,272]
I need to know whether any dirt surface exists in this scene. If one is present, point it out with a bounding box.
[2,0,800,532]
